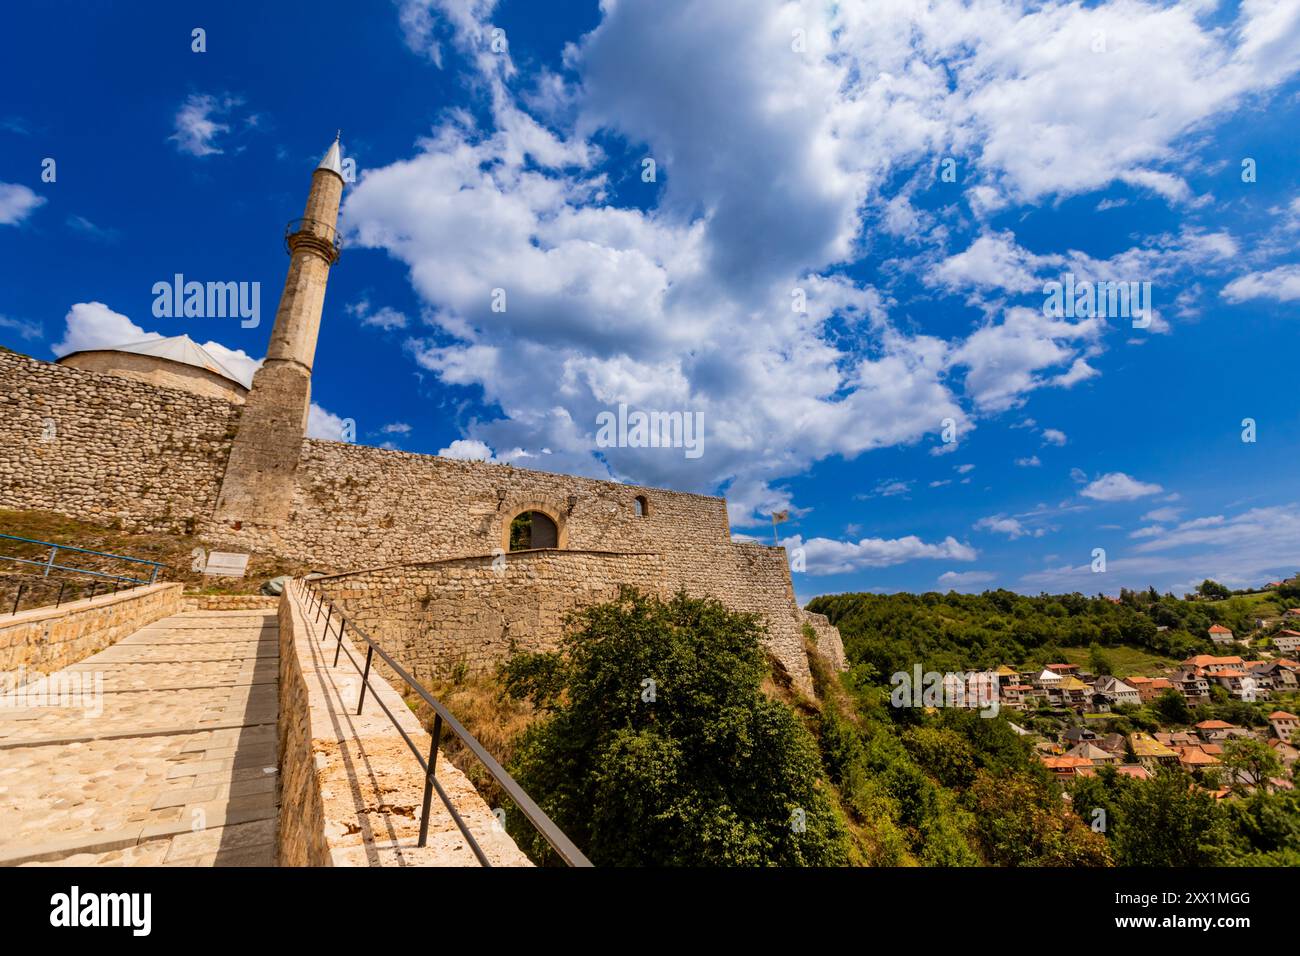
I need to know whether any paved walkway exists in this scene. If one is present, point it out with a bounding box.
[0,610,279,866]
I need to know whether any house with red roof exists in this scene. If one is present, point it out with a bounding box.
[1273,630,1300,655]
[1041,754,1094,780]
[1269,711,1298,743]
[1269,738,1299,769]
[1208,624,1235,646]
[1194,720,1241,743]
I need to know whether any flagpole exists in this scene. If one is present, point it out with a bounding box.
[771,513,778,546]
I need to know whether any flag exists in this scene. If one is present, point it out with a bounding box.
[772,510,789,523]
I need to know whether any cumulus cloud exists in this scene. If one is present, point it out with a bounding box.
[785,532,977,576]
[307,403,355,441]
[974,514,1043,539]
[1221,264,1300,304]
[1080,472,1164,502]
[0,182,45,225]
[938,570,997,591]
[438,438,496,461]
[49,302,261,386]
[340,0,1300,525]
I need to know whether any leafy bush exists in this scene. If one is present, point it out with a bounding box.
[499,588,849,866]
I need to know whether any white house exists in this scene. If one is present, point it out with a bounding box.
[1273,630,1300,655]
[1093,675,1141,707]
[1269,711,1299,743]
[1208,624,1235,646]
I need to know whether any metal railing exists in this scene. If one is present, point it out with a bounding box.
[284,217,342,255]
[0,533,166,586]
[295,578,591,867]
[1,569,148,616]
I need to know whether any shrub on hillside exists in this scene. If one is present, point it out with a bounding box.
[499,588,849,866]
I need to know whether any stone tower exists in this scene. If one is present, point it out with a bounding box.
[214,136,344,526]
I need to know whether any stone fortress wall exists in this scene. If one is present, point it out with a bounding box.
[0,349,843,691]
[0,350,238,533]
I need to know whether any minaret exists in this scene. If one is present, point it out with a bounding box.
[214,135,344,526]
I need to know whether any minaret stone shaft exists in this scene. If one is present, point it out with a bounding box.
[214,137,344,526]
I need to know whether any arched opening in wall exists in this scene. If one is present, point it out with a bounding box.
[509,510,559,550]
[634,495,649,517]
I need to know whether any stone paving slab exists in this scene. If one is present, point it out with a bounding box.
[0,609,279,867]
[0,684,278,743]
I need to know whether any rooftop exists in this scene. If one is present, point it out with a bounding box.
[59,334,248,388]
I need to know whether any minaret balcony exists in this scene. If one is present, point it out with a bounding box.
[284,217,342,264]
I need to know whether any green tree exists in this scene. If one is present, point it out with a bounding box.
[500,589,849,866]
[966,770,1111,866]
[1112,768,1229,865]
[1154,688,1192,725]
[1089,642,1114,676]
[1197,579,1231,600]
[1220,737,1284,794]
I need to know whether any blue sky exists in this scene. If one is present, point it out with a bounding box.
[2,0,1299,603]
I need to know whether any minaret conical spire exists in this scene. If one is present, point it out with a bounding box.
[317,132,343,179]
[214,133,346,527]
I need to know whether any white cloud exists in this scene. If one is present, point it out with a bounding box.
[0,183,45,225]
[339,0,1300,524]
[1041,428,1067,446]
[381,422,413,435]
[785,532,977,576]
[52,302,156,356]
[1142,506,1183,523]
[974,514,1043,539]
[1023,504,1300,593]
[307,403,355,441]
[949,306,1103,411]
[1221,264,1300,304]
[1080,472,1164,502]
[169,93,242,157]
[348,298,410,331]
[50,302,261,388]
[938,570,996,592]
[930,231,1063,294]
[438,438,495,461]
[0,315,41,340]
[1015,455,1041,467]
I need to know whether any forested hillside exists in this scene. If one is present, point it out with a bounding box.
[807,583,1300,681]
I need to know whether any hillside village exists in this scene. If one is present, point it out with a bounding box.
[943,593,1300,799]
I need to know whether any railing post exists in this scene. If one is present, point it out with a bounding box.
[316,594,325,622]
[322,603,332,641]
[56,582,65,608]
[418,714,442,848]
[333,619,345,668]
[44,546,56,578]
[11,584,24,616]
[149,564,158,585]
[357,644,374,714]
[88,582,97,602]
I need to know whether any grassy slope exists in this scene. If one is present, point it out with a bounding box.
[1056,644,1180,677]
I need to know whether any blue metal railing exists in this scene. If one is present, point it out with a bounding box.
[0,532,166,586]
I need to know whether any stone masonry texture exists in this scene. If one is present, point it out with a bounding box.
[0,349,844,693]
